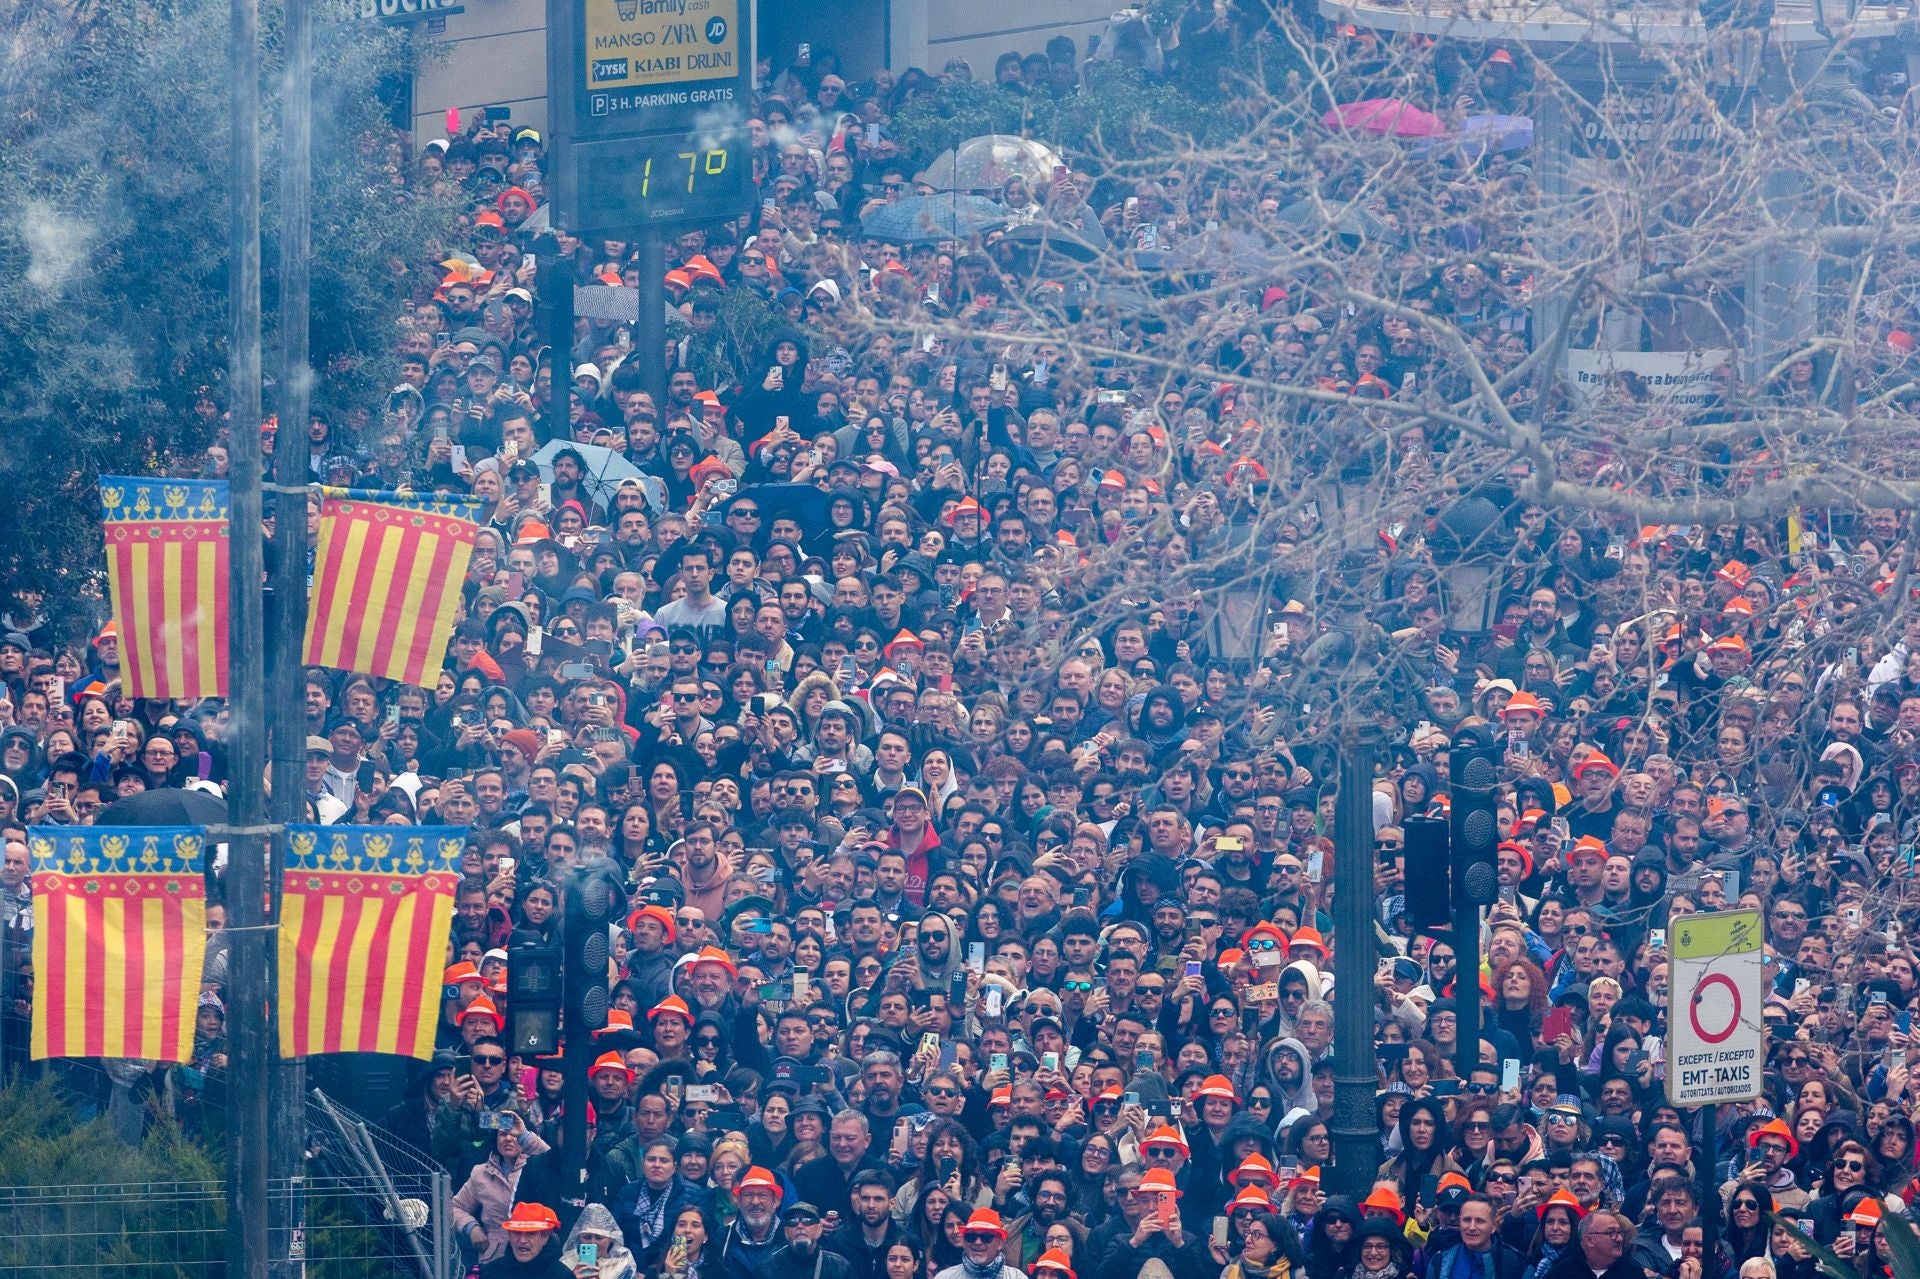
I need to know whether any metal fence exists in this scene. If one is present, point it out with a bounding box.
[0,1180,225,1277]
[0,1174,450,1278]
[0,1081,456,1279]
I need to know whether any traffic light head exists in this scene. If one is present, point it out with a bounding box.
[562,861,627,1034]
[1449,740,1500,906]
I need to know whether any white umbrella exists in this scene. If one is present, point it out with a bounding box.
[531,440,663,513]
[916,134,1067,193]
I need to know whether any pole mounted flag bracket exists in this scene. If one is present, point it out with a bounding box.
[205,822,284,838]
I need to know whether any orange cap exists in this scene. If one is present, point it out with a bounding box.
[736,1166,783,1201]
[1195,1074,1240,1103]
[590,1051,633,1079]
[648,995,694,1023]
[502,1203,561,1233]
[460,994,503,1030]
[1138,1168,1182,1197]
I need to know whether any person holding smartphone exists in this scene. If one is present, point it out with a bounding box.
[450,1108,549,1264]
[559,1204,635,1279]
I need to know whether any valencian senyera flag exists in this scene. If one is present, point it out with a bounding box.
[278,825,465,1060]
[302,488,481,685]
[29,826,209,1062]
[100,478,230,699]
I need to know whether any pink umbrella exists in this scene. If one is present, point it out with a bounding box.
[1321,98,1447,138]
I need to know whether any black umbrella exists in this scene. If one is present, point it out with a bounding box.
[97,785,228,828]
[992,220,1105,263]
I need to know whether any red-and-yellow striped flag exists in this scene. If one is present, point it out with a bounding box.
[301,489,481,685]
[99,479,229,699]
[278,825,465,1060]
[29,827,209,1062]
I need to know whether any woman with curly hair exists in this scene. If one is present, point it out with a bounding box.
[1491,958,1550,1050]
[890,1117,989,1229]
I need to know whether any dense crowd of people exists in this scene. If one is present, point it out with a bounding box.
[8,6,1920,1279]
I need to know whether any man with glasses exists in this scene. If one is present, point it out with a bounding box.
[929,1209,1019,1279]
[767,1201,855,1279]
[1550,1211,1637,1279]
[431,1037,517,1185]
[1730,1119,1809,1210]
[921,1070,968,1119]
[1767,898,1811,951]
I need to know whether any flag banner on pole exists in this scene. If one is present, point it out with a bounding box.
[278,825,466,1060]
[28,826,209,1062]
[99,478,230,699]
[301,489,482,685]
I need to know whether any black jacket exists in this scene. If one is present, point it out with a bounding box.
[1542,1248,1644,1279]
[762,1243,857,1279]
[824,1220,912,1279]
[792,1152,886,1222]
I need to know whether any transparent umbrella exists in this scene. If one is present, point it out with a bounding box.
[531,440,662,512]
[916,134,1067,192]
[860,194,1008,245]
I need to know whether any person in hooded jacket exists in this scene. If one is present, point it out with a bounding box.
[1261,1035,1321,1121]
[1104,849,1180,924]
[560,1203,639,1279]
[906,909,966,996]
[0,727,42,792]
[1307,1195,1364,1279]
[168,717,226,784]
[733,328,813,439]
[384,1051,460,1154]
[1131,685,1189,767]
[1351,1217,1418,1279]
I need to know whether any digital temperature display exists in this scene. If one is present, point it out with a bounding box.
[576,131,750,231]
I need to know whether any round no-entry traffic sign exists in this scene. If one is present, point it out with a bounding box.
[1689,971,1741,1044]
[1667,909,1765,1106]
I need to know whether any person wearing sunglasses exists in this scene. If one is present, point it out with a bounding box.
[1723,1181,1777,1264]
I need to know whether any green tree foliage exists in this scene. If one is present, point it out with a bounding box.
[886,65,1236,177]
[0,0,456,625]
[0,1078,225,1276]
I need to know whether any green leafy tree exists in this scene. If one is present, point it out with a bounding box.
[0,1078,225,1276]
[886,65,1240,180]
[0,0,456,628]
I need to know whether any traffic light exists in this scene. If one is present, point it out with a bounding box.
[1449,729,1501,907]
[1401,816,1451,931]
[560,860,626,1035]
[505,929,562,1056]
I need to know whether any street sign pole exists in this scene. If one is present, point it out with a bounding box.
[637,234,667,413]
[1665,907,1763,1269]
[225,0,272,1266]
[269,0,314,1266]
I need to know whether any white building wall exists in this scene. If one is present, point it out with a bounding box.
[410,0,1114,146]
